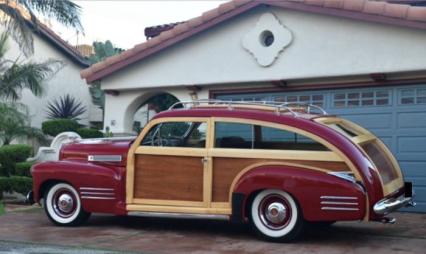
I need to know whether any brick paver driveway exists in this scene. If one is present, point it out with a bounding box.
[0,208,424,254]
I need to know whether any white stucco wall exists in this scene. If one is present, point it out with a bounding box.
[99,5,426,134]
[0,27,99,129]
[100,5,426,91]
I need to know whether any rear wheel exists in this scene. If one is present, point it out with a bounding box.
[250,189,304,242]
[44,183,90,226]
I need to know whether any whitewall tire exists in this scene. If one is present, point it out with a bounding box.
[44,183,90,226]
[250,189,304,242]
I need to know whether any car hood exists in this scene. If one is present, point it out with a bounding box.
[60,138,135,166]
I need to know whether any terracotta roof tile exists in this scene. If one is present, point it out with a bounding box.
[81,0,426,82]
[342,0,366,12]
[160,29,176,41]
[202,8,221,22]
[174,23,191,34]
[383,3,409,19]
[234,0,252,7]
[219,1,237,14]
[407,6,426,22]
[305,0,324,6]
[323,0,344,9]
[363,1,386,15]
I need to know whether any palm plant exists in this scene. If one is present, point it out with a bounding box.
[0,0,83,56]
[46,94,86,121]
[0,102,46,145]
[0,32,63,101]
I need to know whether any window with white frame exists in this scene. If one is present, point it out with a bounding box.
[399,88,426,105]
[333,90,391,108]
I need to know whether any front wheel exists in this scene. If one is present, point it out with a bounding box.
[44,183,90,226]
[250,189,304,242]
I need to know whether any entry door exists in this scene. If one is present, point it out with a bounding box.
[130,119,210,207]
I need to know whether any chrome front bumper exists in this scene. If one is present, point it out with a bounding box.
[26,191,34,205]
[373,182,416,215]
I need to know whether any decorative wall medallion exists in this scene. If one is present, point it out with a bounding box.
[242,13,293,67]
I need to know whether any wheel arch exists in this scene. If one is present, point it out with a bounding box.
[231,163,366,223]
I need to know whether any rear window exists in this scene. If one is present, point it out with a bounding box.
[361,141,399,184]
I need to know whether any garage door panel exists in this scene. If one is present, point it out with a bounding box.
[399,161,426,176]
[397,112,426,129]
[397,137,426,153]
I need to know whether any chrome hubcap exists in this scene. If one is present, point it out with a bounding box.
[265,202,286,224]
[258,194,292,230]
[58,194,74,213]
[52,189,77,218]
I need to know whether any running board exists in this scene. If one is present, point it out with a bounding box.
[128,211,230,221]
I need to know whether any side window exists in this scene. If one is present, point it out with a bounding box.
[215,122,253,149]
[214,122,329,151]
[258,126,329,151]
[141,122,207,148]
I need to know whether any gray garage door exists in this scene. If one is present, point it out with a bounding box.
[216,84,426,212]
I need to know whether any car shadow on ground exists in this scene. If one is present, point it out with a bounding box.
[84,214,386,244]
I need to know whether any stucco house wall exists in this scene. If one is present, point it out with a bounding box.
[0,26,101,129]
[97,5,426,134]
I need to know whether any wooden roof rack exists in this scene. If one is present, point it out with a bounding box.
[168,99,328,117]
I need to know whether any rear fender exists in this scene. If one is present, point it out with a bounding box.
[232,165,366,222]
[32,160,126,215]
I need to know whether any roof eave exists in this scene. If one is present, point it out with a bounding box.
[82,0,426,84]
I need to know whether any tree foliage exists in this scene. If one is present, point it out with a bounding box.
[0,0,83,56]
[0,33,63,101]
[88,41,124,110]
[0,103,45,145]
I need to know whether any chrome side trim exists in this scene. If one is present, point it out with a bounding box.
[128,211,229,221]
[328,172,356,183]
[79,187,114,191]
[80,192,114,196]
[321,207,359,211]
[88,155,122,162]
[320,196,358,200]
[320,201,358,205]
[81,196,115,200]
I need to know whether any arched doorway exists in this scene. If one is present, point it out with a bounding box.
[132,93,180,133]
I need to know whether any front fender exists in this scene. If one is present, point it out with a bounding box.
[32,160,126,215]
[233,165,366,222]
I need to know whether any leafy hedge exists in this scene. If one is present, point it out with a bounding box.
[0,176,32,197]
[0,145,32,176]
[76,128,104,139]
[42,119,80,137]
[15,162,34,177]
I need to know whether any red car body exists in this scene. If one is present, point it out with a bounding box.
[30,102,414,241]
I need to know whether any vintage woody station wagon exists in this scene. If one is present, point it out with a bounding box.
[29,100,415,241]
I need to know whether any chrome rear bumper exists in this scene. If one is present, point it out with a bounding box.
[373,182,415,215]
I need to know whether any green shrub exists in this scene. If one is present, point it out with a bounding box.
[0,145,32,176]
[0,176,32,196]
[0,177,11,198]
[15,162,34,177]
[76,128,104,139]
[41,119,80,137]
